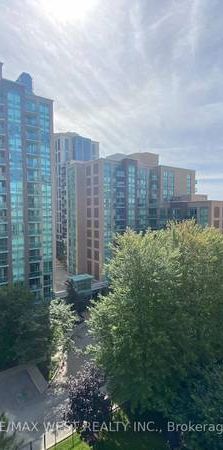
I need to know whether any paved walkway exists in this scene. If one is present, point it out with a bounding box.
[0,322,91,449]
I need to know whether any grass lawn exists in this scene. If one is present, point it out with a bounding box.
[54,432,167,450]
[52,434,90,450]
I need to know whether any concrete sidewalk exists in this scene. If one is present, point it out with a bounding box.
[0,322,91,449]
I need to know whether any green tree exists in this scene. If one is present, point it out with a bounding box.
[170,363,223,450]
[88,221,223,449]
[49,298,77,354]
[66,362,112,446]
[0,286,76,372]
[0,413,22,450]
[0,285,50,370]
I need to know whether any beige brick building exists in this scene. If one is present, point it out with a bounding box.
[66,152,223,281]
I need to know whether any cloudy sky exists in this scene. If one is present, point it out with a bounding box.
[0,0,223,198]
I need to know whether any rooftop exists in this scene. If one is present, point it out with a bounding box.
[69,273,94,282]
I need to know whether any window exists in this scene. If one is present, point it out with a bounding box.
[94,187,99,195]
[87,239,92,247]
[94,240,99,249]
[87,260,92,274]
[86,166,91,176]
[186,174,191,194]
[87,230,92,238]
[87,249,92,258]
[0,239,8,252]
[94,220,99,228]
[0,253,8,266]
[94,230,99,238]
[94,208,99,218]
[94,263,100,279]
[94,250,99,261]
[199,207,209,227]
[93,164,99,174]
[214,207,220,218]
[87,208,91,218]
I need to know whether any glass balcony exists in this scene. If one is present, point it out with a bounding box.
[29,271,42,278]
[30,284,42,291]
[0,277,8,284]
[28,230,41,236]
[25,120,38,127]
[29,243,42,249]
[0,247,8,253]
[28,216,41,222]
[29,255,42,262]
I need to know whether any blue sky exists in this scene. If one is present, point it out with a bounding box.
[0,0,223,198]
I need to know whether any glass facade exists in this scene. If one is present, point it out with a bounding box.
[163,170,175,200]
[0,72,54,299]
[103,160,150,263]
[8,91,25,282]
[199,207,209,227]
[55,133,99,258]
[0,90,8,285]
[187,174,191,194]
[67,165,77,273]
[127,163,136,228]
[40,103,53,299]
[103,162,113,261]
[73,136,98,161]
[137,168,149,231]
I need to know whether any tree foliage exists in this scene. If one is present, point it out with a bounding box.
[88,221,223,449]
[0,286,50,370]
[66,362,112,445]
[0,285,76,371]
[0,413,22,450]
[49,298,77,354]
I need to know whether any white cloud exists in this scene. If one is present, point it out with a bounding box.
[0,0,222,198]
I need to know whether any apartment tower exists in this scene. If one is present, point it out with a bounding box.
[67,153,194,279]
[54,132,99,257]
[0,63,54,299]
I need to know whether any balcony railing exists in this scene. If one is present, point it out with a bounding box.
[29,271,42,278]
[29,243,42,249]
[25,121,38,128]
[28,216,41,222]
[29,255,42,262]
[0,277,8,284]
[30,284,42,291]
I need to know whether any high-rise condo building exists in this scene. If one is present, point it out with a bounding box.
[54,132,99,257]
[67,152,223,281]
[0,63,54,299]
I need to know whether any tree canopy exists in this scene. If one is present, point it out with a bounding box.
[66,362,112,445]
[0,413,22,450]
[88,221,223,449]
[0,285,76,372]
